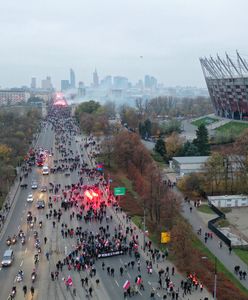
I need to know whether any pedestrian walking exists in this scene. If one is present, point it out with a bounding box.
[23,285,27,296]
[89,286,93,296]
[51,272,55,281]
[44,236,47,244]
[30,286,35,298]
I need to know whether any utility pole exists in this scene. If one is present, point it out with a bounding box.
[214,256,217,300]
[143,204,146,249]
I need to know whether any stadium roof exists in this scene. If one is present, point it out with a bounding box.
[200,51,248,80]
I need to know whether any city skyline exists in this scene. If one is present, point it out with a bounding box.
[1,0,248,88]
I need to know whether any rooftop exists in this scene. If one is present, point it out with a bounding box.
[208,195,248,201]
[172,156,209,164]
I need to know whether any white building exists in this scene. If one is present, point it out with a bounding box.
[208,195,248,208]
[0,89,30,105]
[170,156,209,177]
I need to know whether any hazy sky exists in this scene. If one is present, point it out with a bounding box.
[0,0,247,88]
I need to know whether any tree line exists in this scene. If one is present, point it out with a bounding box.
[99,128,247,300]
[0,108,41,207]
[154,124,210,162]
[178,128,248,197]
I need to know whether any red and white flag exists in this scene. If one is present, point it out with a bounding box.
[67,275,73,286]
[123,280,130,290]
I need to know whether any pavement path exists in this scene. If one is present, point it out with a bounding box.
[181,198,248,291]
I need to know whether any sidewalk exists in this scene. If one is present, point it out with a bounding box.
[182,199,248,291]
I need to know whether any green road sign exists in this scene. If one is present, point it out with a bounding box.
[114,187,126,196]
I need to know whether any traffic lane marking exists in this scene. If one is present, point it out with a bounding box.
[20,260,23,267]
[115,280,119,287]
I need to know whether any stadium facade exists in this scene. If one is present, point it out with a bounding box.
[200,52,248,120]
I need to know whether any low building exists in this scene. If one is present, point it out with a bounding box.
[208,195,248,208]
[170,156,209,176]
[0,89,30,106]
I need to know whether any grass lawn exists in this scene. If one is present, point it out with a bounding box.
[234,249,248,266]
[150,151,166,168]
[120,176,139,200]
[131,215,143,229]
[216,121,248,134]
[191,117,218,127]
[197,204,215,214]
[216,218,230,227]
[192,236,248,296]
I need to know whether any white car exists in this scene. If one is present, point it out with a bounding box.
[27,194,34,202]
[42,166,49,175]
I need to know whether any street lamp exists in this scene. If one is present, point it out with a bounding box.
[202,256,217,300]
[143,204,146,249]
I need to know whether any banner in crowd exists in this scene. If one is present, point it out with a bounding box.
[98,250,123,258]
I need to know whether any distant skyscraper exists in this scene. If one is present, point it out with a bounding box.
[61,80,70,91]
[144,75,157,89]
[144,75,151,88]
[113,76,128,89]
[93,69,99,87]
[41,76,53,90]
[70,68,76,89]
[78,81,85,97]
[31,77,36,89]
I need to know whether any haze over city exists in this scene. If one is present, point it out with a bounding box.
[1,0,248,88]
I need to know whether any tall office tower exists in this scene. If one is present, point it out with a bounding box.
[70,68,76,89]
[113,76,128,89]
[61,80,70,91]
[150,76,157,89]
[31,77,36,89]
[144,75,151,88]
[41,76,53,90]
[78,81,85,97]
[93,69,99,87]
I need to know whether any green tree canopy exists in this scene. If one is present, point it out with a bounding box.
[193,124,210,155]
[76,100,101,115]
[154,138,166,159]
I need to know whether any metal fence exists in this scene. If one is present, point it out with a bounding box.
[208,204,232,247]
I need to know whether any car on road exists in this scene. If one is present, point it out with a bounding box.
[40,186,47,192]
[1,249,14,267]
[36,200,45,209]
[31,181,38,189]
[27,194,34,202]
[42,165,49,175]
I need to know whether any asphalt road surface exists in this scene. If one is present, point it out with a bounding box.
[0,114,210,300]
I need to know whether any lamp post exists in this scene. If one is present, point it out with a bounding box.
[214,256,217,300]
[143,204,146,249]
[202,256,217,300]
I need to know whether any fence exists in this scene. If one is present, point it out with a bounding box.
[208,203,232,247]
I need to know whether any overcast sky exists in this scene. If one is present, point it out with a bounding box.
[0,0,247,88]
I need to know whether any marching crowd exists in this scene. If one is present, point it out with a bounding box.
[38,106,209,300]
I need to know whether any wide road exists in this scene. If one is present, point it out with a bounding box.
[0,113,210,300]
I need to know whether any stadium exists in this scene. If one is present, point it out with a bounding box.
[200,52,248,120]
